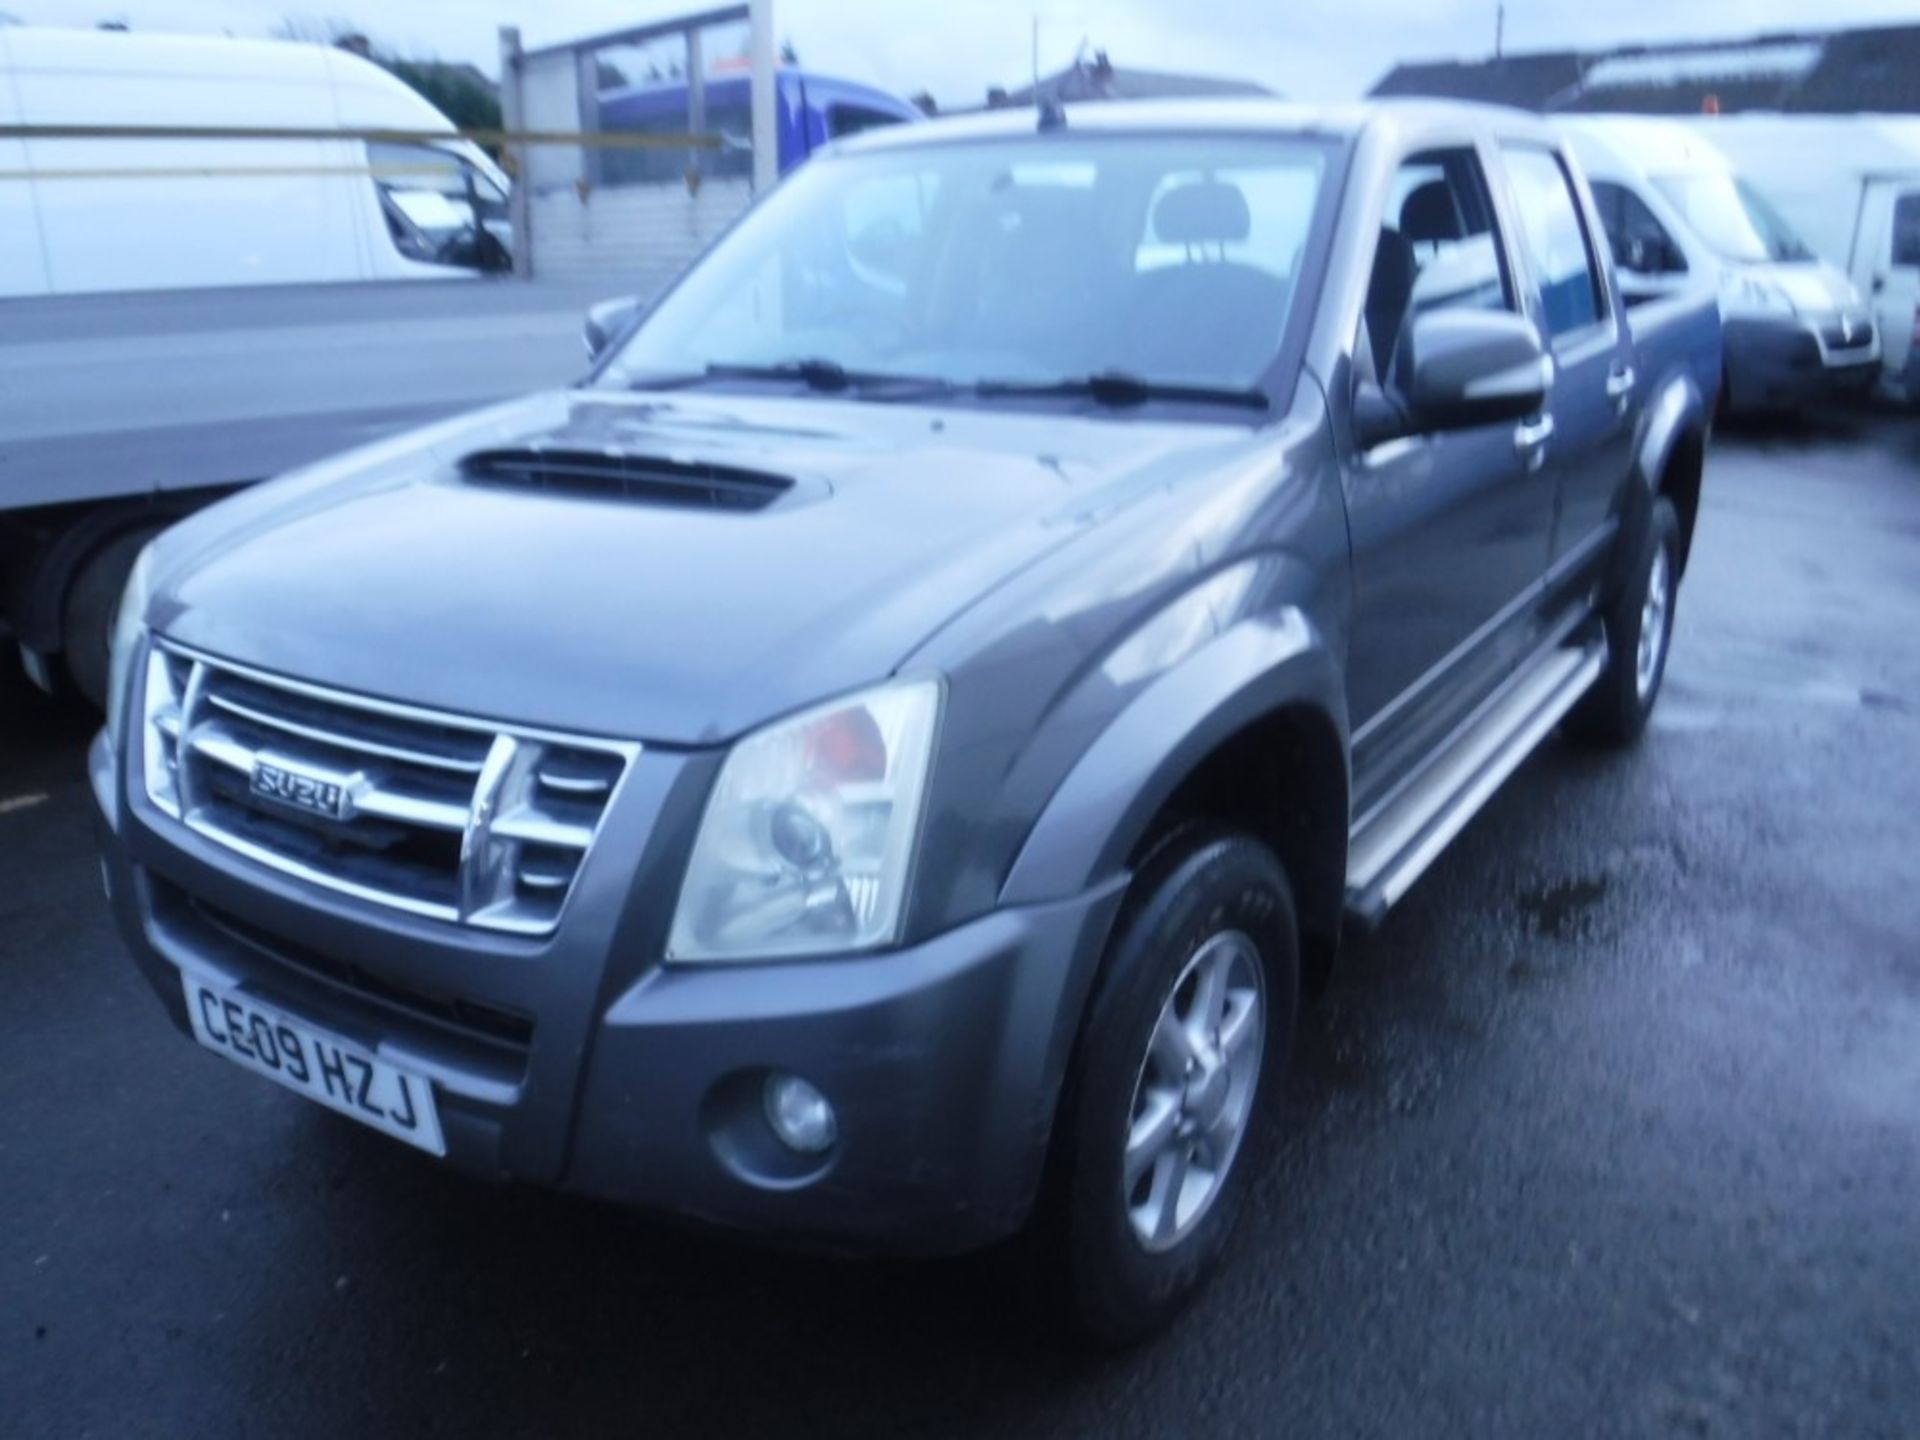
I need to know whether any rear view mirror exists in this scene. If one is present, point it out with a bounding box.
[583,295,647,362]
[1356,309,1552,447]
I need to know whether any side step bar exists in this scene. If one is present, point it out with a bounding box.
[1344,638,1605,930]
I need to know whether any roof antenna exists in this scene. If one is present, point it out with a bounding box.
[1495,2,1505,59]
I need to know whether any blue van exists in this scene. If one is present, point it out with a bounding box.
[597,69,919,184]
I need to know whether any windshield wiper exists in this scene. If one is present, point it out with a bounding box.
[626,359,957,401]
[972,371,1270,412]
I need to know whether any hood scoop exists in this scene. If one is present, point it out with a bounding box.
[459,447,795,512]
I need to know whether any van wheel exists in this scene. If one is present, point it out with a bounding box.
[1568,496,1681,748]
[1049,829,1299,1346]
[62,530,156,710]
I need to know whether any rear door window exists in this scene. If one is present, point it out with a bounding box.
[1499,146,1607,340]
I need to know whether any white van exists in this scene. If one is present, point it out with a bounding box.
[0,26,512,298]
[1558,116,1880,415]
[1679,116,1920,404]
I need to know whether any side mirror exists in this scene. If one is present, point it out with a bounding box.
[1359,311,1551,449]
[1355,309,1552,448]
[583,295,646,362]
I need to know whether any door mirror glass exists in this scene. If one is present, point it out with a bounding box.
[1358,309,1551,447]
[584,295,647,361]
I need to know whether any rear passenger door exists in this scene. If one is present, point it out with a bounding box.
[1495,144,1636,607]
[1344,144,1559,814]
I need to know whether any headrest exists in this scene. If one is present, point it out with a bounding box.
[1154,180,1251,245]
[1400,181,1463,243]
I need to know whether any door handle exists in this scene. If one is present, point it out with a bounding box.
[1606,365,1637,401]
[1513,414,1555,472]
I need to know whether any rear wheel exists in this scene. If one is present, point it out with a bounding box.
[1049,829,1299,1345]
[1568,495,1681,748]
[61,529,157,709]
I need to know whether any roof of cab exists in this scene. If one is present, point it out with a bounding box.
[0,25,457,134]
[835,96,1562,156]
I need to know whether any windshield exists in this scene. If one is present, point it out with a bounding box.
[1651,173,1811,263]
[598,133,1334,402]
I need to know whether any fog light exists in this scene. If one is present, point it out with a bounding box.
[763,1073,837,1155]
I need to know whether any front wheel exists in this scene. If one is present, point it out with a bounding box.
[1567,495,1681,748]
[1049,829,1300,1345]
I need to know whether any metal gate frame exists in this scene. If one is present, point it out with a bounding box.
[498,0,774,279]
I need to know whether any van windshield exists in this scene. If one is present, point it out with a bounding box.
[599,134,1334,402]
[1652,173,1812,263]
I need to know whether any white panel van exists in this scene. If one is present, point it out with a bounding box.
[0,26,512,297]
[1680,116,1920,404]
[1560,116,1881,414]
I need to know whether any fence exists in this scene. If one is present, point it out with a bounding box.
[499,4,775,282]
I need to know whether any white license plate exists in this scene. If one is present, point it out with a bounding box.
[182,972,446,1156]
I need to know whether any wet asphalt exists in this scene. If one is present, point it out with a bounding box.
[2,413,1916,1439]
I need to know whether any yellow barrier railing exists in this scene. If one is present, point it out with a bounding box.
[0,123,722,148]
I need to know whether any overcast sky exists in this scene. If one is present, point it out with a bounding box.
[9,0,1920,106]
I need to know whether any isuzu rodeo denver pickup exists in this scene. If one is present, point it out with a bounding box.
[93,100,1721,1341]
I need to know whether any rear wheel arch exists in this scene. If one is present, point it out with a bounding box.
[1617,371,1708,596]
[1656,423,1705,578]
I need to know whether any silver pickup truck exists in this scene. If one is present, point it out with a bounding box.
[93,99,1721,1342]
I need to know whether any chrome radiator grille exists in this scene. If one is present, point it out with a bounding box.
[140,643,638,936]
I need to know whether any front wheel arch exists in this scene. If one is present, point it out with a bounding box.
[999,611,1349,970]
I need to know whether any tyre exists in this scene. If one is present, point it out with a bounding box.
[61,529,157,710]
[1567,495,1681,748]
[1049,828,1300,1345]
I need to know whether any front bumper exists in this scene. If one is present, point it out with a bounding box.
[92,730,1126,1256]
[1722,314,1881,414]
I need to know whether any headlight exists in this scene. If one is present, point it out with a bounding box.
[668,679,941,962]
[104,542,156,750]
[1720,271,1794,319]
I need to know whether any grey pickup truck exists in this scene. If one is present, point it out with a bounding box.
[92,100,1721,1341]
